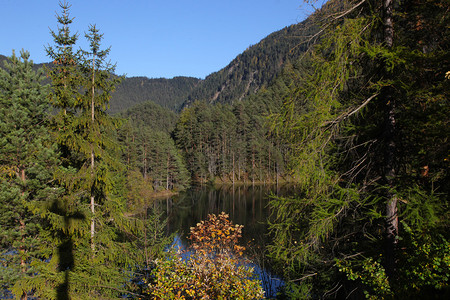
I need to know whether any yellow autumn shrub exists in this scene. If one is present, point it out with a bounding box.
[146,212,264,299]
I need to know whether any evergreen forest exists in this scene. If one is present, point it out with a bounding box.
[0,0,449,299]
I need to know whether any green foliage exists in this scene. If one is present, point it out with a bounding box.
[399,223,450,293]
[126,204,174,297]
[110,76,200,114]
[337,222,450,299]
[146,213,264,299]
[267,8,371,277]
[267,0,449,298]
[337,257,393,299]
[0,50,61,298]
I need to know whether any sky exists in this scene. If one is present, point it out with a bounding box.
[1,0,325,79]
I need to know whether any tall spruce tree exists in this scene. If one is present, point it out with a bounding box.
[43,2,87,298]
[41,2,140,298]
[80,23,122,254]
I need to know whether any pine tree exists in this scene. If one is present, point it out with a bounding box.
[0,50,60,299]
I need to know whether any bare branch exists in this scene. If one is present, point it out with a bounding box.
[345,93,379,119]
[331,0,367,20]
[323,93,379,128]
[290,272,317,282]
[301,0,368,45]
[92,285,145,298]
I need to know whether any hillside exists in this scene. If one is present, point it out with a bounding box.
[119,100,178,133]
[2,12,317,113]
[109,76,200,114]
[1,54,200,114]
[182,18,317,108]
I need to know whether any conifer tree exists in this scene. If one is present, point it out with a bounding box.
[41,2,139,298]
[42,2,87,297]
[0,50,60,299]
[79,23,122,254]
[46,0,80,120]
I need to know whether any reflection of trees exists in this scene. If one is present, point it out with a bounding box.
[157,184,298,247]
[155,185,293,298]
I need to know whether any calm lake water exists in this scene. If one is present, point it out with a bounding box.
[155,183,299,298]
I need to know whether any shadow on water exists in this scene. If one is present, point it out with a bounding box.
[49,200,85,300]
[155,183,299,298]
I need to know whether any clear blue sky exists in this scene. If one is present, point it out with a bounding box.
[1,0,325,79]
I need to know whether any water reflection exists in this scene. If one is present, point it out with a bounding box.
[156,184,298,298]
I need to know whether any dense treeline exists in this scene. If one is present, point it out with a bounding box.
[110,76,200,113]
[118,102,190,194]
[173,63,310,184]
[117,62,312,186]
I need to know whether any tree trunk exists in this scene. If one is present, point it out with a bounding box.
[166,155,170,190]
[232,152,235,185]
[383,0,398,279]
[143,143,148,180]
[252,148,255,186]
[19,168,27,300]
[90,53,96,255]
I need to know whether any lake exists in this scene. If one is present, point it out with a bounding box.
[155,183,299,298]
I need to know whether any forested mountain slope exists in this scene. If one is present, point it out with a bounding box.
[182,18,317,107]
[2,10,316,114]
[109,76,200,114]
[119,100,178,133]
[1,54,200,114]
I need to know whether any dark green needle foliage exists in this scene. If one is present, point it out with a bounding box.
[0,50,61,299]
[31,2,140,298]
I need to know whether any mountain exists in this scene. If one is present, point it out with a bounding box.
[0,54,8,66]
[1,13,317,113]
[181,18,317,108]
[108,15,317,114]
[109,76,200,114]
[1,54,200,114]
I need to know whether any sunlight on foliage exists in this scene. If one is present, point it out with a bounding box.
[337,222,450,299]
[337,257,392,299]
[146,212,264,299]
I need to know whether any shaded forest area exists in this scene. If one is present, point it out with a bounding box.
[1,0,449,299]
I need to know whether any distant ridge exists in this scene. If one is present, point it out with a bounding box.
[1,11,317,113]
[181,17,317,108]
[0,54,200,114]
[110,76,200,114]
